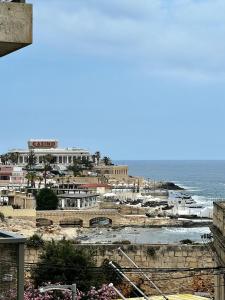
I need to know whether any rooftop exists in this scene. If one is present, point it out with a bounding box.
[0,230,26,243]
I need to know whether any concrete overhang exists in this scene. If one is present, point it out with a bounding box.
[0,2,32,56]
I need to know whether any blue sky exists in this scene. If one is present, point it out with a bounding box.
[1,0,225,160]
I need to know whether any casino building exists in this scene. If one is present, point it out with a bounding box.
[6,139,92,166]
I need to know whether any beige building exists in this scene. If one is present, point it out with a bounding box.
[94,165,128,182]
[7,139,91,166]
[0,189,35,209]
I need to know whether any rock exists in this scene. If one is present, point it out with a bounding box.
[155,182,184,190]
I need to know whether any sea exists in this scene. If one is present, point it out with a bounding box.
[116,160,225,207]
[87,160,225,244]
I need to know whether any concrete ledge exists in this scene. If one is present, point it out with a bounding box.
[0,2,32,56]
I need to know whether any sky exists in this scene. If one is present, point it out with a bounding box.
[1,0,225,160]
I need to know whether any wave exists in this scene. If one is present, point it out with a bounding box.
[165,227,210,234]
[173,182,202,191]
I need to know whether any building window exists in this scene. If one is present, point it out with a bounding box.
[59,156,62,164]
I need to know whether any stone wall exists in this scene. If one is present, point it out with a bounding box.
[25,243,214,296]
[0,206,36,220]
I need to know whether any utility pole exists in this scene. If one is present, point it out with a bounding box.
[118,247,169,300]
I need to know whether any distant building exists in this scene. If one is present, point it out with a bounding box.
[0,165,25,185]
[94,165,128,182]
[79,183,112,195]
[0,189,35,209]
[6,139,91,167]
[58,191,99,210]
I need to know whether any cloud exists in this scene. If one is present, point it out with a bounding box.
[33,0,225,81]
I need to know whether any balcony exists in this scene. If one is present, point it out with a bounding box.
[0,1,32,56]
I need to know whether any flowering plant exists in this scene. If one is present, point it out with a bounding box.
[4,283,117,300]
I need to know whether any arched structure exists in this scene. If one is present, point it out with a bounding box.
[36,209,122,228]
[89,217,112,227]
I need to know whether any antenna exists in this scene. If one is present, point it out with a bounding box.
[109,261,149,300]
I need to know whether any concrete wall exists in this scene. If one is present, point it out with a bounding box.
[0,2,32,56]
[25,244,214,296]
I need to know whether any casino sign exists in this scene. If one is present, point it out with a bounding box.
[28,140,58,149]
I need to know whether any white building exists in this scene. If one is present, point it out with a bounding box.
[7,139,91,167]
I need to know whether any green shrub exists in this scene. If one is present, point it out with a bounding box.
[127,245,138,252]
[180,239,193,244]
[36,188,59,210]
[32,240,104,291]
[0,212,5,222]
[112,240,131,245]
[146,246,156,257]
[26,234,44,249]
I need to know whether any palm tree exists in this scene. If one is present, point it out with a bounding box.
[37,175,43,189]
[43,154,54,188]
[92,154,96,164]
[95,151,101,165]
[0,153,9,165]
[26,171,36,188]
[27,150,37,170]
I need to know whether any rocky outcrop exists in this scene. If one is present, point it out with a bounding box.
[154,181,184,190]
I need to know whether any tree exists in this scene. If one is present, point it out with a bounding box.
[42,154,54,187]
[33,240,97,291]
[27,150,37,170]
[103,156,112,166]
[36,188,59,210]
[37,175,43,189]
[95,151,101,165]
[67,159,82,176]
[0,153,9,165]
[81,156,94,170]
[26,171,37,188]
[92,154,96,164]
[8,152,19,165]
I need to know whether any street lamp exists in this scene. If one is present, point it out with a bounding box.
[39,284,77,300]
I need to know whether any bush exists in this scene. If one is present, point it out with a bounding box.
[180,239,193,244]
[0,212,5,222]
[146,246,156,257]
[26,234,44,249]
[33,240,101,291]
[112,240,131,245]
[36,188,59,210]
